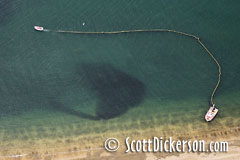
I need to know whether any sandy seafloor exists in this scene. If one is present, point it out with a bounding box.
[0,0,240,159]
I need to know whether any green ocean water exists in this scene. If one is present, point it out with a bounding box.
[0,0,240,152]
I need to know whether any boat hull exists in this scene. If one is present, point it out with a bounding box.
[205,107,218,122]
[34,26,44,31]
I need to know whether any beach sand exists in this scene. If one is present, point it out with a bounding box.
[0,117,239,160]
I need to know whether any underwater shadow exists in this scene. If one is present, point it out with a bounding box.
[77,63,146,120]
[48,100,100,120]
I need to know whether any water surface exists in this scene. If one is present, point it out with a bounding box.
[0,0,239,155]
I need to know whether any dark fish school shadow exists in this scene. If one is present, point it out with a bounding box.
[51,63,146,120]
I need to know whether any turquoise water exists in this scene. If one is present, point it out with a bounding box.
[0,0,240,153]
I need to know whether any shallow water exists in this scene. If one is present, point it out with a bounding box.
[0,0,239,155]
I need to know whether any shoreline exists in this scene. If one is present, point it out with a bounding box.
[0,94,239,159]
[0,126,239,160]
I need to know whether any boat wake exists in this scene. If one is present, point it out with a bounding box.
[43,29,50,32]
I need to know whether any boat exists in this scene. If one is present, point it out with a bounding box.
[34,26,44,31]
[205,105,218,122]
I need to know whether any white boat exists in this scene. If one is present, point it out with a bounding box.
[205,105,218,122]
[34,26,44,31]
